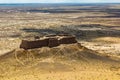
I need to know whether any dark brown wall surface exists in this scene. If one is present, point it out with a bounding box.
[20,39,49,50]
[59,36,77,44]
[20,36,77,50]
[48,38,59,47]
[20,40,29,50]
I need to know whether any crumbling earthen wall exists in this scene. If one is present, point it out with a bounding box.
[20,35,77,50]
[59,36,77,44]
[48,38,59,47]
[20,39,49,50]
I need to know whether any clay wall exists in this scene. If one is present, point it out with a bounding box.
[48,38,59,47]
[20,39,49,50]
[59,36,77,44]
[20,35,77,50]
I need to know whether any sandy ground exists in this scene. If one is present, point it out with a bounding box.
[81,37,120,58]
[0,4,120,80]
[0,43,120,80]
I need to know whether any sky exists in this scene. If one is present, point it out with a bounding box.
[0,0,120,3]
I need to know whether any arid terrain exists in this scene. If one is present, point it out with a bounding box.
[0,3,120,80]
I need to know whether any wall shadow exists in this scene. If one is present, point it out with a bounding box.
[21,24,120,40]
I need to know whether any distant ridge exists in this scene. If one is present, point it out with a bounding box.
[0,3,120,7]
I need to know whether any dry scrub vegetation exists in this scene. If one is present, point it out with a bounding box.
[0,3,120,80]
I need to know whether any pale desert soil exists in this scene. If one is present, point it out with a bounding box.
[81,37,120,58]
[0,4,120,80]
[0,43,120,80]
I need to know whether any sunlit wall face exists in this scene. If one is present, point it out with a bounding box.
[0,0,120,3]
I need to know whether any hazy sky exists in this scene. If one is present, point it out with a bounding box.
[0,0,120,3]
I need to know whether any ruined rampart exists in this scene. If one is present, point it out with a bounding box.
[20,35,77,50]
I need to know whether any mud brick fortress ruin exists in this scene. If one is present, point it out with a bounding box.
[20,34,77,50]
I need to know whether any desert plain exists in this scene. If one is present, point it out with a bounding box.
[0,3,120,80]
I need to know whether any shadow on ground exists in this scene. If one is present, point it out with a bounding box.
[21,24,120,40]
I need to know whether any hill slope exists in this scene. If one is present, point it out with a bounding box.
[0,43,120,80]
